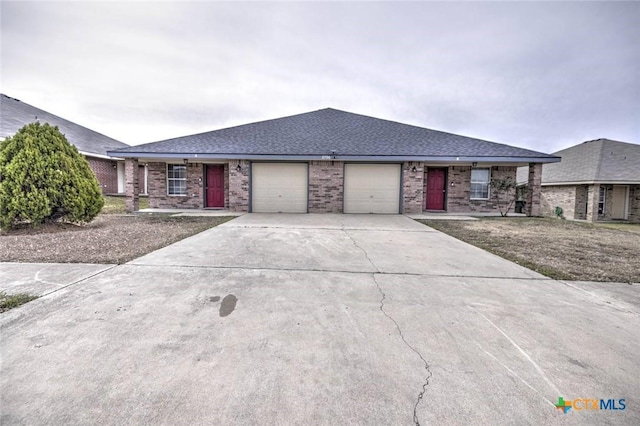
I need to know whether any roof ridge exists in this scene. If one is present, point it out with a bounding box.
[144,108,335,145]
[593,139,607,181]
[1,93,127,146]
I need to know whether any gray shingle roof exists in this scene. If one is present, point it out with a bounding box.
[110,108,557,161]
[545,139,640,183]
[517,138,640,184]
[1,94,128,157]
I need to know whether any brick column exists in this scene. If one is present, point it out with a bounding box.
[525,163,542,216]
[586,184,600,222]
[229,160,249,212]
[308,161,344,213]
[402,162,424,214]
[125,158,139,213]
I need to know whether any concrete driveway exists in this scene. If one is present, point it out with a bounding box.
[1,214,638,425]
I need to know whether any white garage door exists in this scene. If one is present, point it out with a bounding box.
[251,163,308,213]
[344,164,401,214]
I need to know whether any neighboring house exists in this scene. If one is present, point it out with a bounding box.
[108,108,559,214]
[0,94,147,195]
[518,139,640,222]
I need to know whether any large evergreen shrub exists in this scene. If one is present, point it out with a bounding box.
[0,122,104,229]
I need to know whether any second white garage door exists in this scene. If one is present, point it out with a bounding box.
[344,164,401,214]
[251,163,308,213]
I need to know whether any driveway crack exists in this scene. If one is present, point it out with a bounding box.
[374,274,433,426]
[343,229,432,426]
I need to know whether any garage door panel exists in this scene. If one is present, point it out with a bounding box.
[344,164,401,214]
[252,163,308,213]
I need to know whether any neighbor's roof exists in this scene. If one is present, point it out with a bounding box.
[1,94,129,158]
[109,108,559,163]
[517,139,640,185]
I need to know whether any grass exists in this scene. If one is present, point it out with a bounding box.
[0,291,39,313]
[418,217,640,283]
[102,196,149,214]
[596,222,640,233]
[0,215,235,264]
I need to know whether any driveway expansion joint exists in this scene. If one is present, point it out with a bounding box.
[40,264,118,297]
[124,262,550,281]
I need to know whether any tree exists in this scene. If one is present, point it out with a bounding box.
[490,176,518,217]
[0,122,104,229]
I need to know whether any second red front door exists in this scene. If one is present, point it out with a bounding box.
[206,165,225,208]
[426,168,446,210]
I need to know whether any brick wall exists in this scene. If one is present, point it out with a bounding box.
[402,162,424,214]
[229,160,249,212]
[87,157,118,194]
[125,158,139,212]
[223,163,230,209]
[526,163,542,216]
[309,161,343,213]
[147,162,204,209]
[629,185,640,223]
[600,185,613,221]
[444,166,469,212]
[540,185,576,218]
[585,184,599,222]
[574,185,588,220]
[446,166,517,213]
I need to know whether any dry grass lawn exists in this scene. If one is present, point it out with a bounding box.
[418,218,639,283]
[0,196,234,264]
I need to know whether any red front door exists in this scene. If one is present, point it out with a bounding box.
[426,168,446,210]
[206,165,225,208]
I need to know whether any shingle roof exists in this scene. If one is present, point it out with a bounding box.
[109,108,558,161]
[518,139,640,184]
[1,94,128,157]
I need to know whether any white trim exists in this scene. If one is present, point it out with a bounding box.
[80,151,123,161]
[117,162,125,193]
[166,164,188,196]
[470,168,491,200]
[542,181,640,186]
[142,164,148,195]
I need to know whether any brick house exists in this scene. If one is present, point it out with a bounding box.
[0,94,147,195]
[108,108,559,215]
[517,139,640,222]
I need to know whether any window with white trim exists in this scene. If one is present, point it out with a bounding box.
[167,164,187,196]
[598,186,605,214]
[470,168,490,199]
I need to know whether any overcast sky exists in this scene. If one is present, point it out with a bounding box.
[2,1,638,153]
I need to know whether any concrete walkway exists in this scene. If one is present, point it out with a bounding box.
[1,214,638,425]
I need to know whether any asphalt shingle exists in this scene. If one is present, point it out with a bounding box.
[110,108,557,160]
[1,94,128,156]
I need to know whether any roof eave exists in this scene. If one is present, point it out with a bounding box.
[79,150,123,161]
[542,180,640,186]
[106,151,560,164]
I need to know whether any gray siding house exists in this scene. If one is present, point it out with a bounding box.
[109,108,559,215]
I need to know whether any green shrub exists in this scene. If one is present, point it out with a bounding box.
[0,291,38,312]
[0,122,104,229]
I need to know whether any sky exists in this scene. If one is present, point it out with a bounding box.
[1,1,638,153]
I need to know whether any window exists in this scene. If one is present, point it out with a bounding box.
[167,164,187,196]
[598,186,606,214]
[470,168,490,199]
